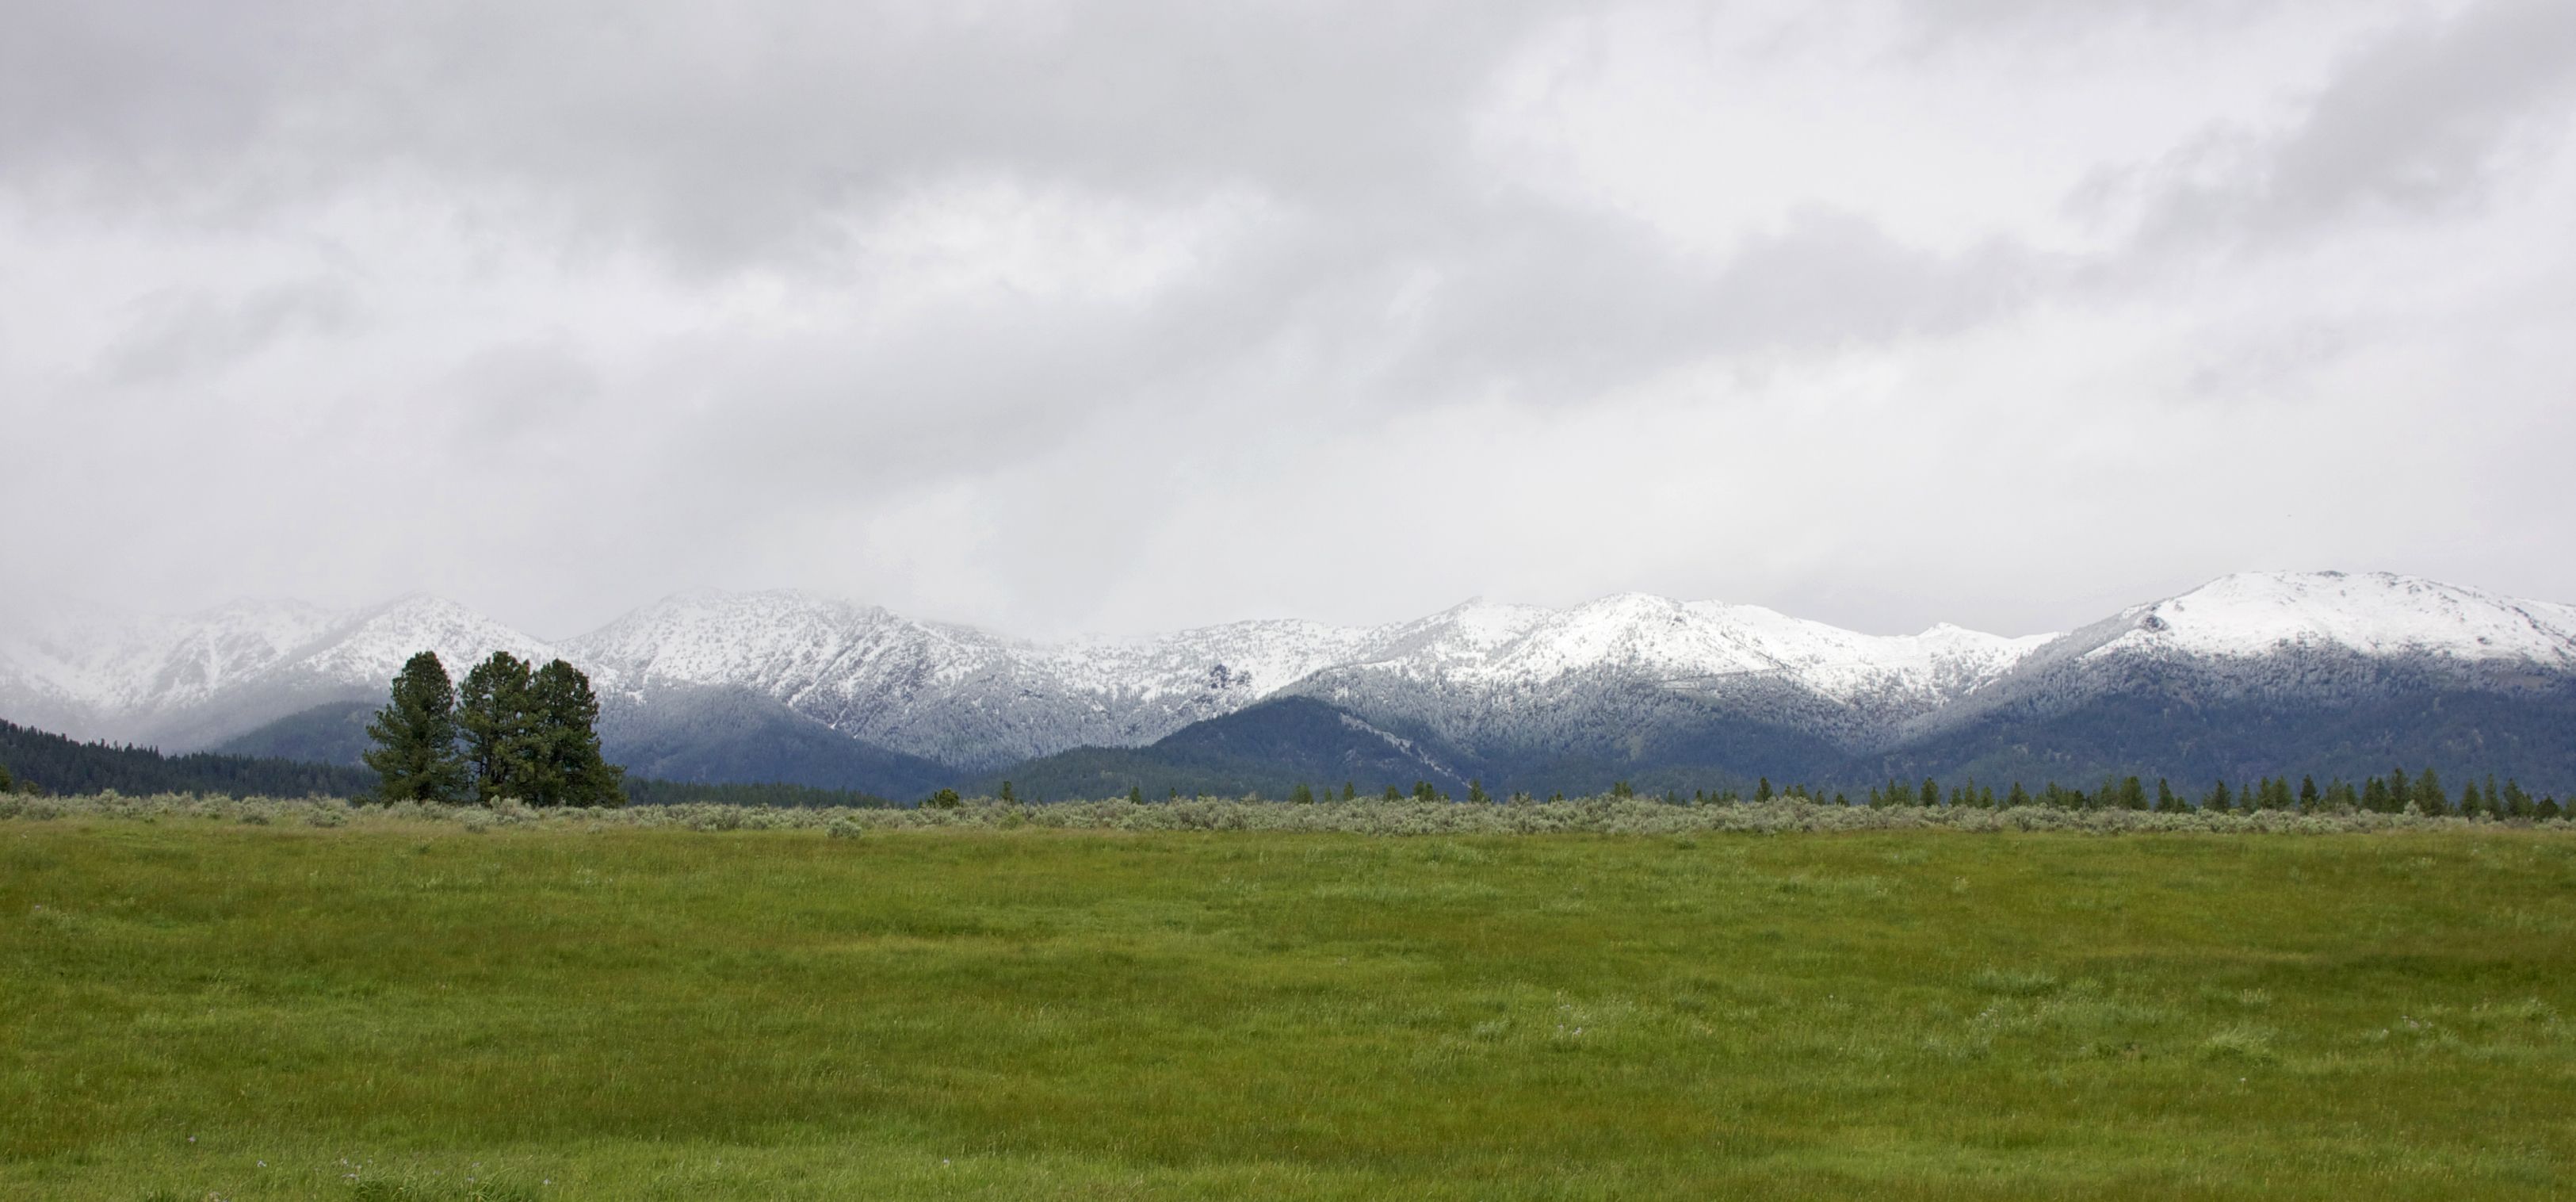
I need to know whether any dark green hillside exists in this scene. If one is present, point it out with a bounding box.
[0,717,375,798]
[987,696,1472,799]
[1871,683,2576,797]
[978,681,2576,804]
[619,778,900,809]
[218,688,954,800]
[118,673,2576,805]
[1479,713,1847,798]
[212,699,376,765]
[601,685,954,798]
[4,715,897,808]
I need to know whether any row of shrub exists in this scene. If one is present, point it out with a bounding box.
[9,790,2574,837]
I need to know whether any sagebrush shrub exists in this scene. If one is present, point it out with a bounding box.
[3,791,2569,838]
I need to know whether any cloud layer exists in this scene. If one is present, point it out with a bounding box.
[6,0,2572,638]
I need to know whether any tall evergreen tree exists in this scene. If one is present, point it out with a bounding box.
[364,651,468,802]
[458,652,539,803]
[2414,768,2448,816]
[529,658,624,807]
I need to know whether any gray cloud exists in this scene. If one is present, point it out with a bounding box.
[97,278,361,384]
[2132,0,2576,244]
[2,2,1544,262]
[2,0,2571,642]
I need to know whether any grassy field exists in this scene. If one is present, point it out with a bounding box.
[4,810,2573,1199]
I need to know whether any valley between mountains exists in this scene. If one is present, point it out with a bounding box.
[5,571,2574,798]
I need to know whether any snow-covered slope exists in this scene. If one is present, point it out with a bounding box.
[1279,593,2051,762]
[562,590,1376,769]
[0,593,568,748]
[289,595,565,692]
[2103,572,2576,666]
[1906,571,2576,747]
[1320,592,2042,703]
[0,596,339,729]
[6,571,2570,776]
[557,588,2055,769]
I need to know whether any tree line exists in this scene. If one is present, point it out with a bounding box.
[0,711,904,806]
[0,718,375,798]
[365,650,625,806]
[1839,767,2561,818]
[1660,768,2559,817]
[1023,767,2564,818]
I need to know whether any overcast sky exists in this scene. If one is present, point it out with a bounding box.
[5,0,2573,641]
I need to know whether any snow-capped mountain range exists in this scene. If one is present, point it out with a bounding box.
[0,593,561,751]
[4,572,2573,789]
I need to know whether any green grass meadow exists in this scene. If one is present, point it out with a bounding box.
[5,817,2574,1199]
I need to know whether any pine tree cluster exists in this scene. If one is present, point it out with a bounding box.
[365,651,625,806]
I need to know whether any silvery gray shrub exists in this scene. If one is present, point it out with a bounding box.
[4,791,2570,837]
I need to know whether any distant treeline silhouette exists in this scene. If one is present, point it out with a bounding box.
[1002,768,2563,819]
[0,718,374,798]
[0,716,895,809]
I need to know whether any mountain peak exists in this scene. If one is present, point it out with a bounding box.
[291,595,560,685]
[2127,571,2576,664]
[11,572,2573,779]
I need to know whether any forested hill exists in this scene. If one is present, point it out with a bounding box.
[0,718,899,808]
[0,718,376,797]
